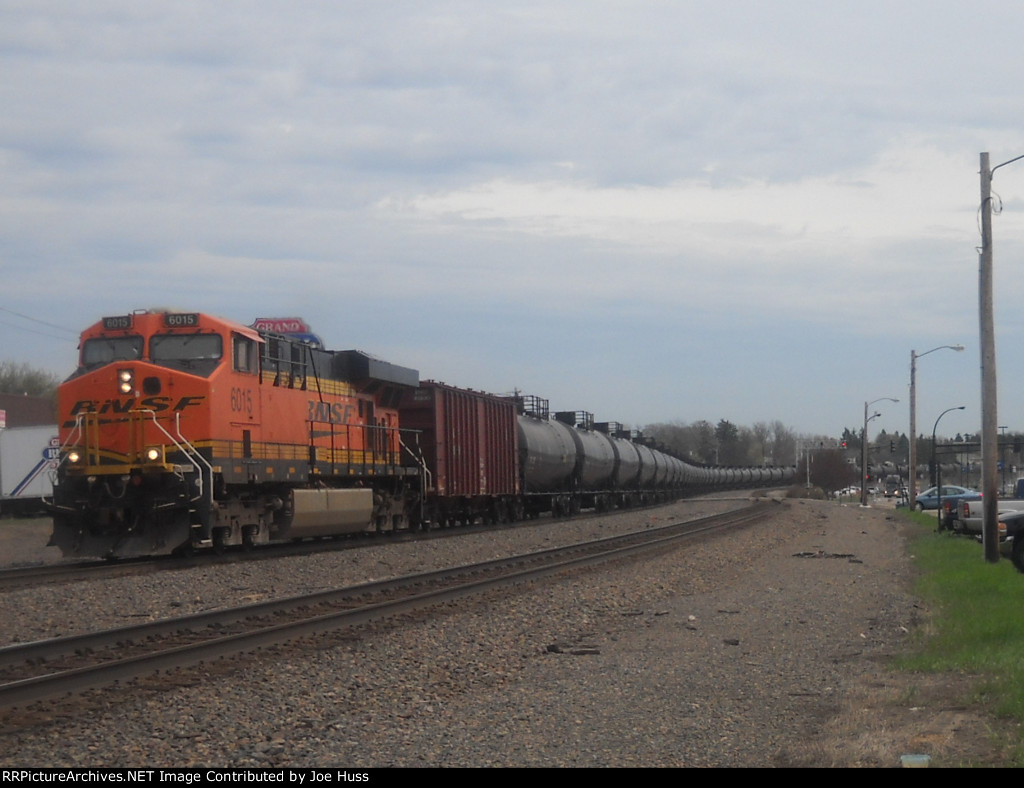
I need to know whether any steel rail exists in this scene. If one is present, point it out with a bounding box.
[0,501,776,710]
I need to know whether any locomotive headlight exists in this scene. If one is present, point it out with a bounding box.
[118,368,134,394]
[67,450,81,464]
[145,446,163,463]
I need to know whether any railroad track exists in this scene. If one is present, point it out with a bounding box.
[0,493,762,589]
[0,500,778,712]
[0,557,174,590]
[0,519,504,589]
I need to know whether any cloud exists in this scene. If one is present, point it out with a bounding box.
[4,2,1024,434]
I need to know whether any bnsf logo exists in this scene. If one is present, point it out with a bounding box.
[68,396,206,416]
[308,400,354,424]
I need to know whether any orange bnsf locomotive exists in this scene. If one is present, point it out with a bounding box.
[47,309,793,558]
[48,310,421,557]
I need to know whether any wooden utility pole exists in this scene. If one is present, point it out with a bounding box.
[979,152,999,562]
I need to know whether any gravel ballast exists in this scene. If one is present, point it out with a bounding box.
[0,495,1005,767]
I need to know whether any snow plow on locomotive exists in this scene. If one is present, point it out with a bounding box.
[45,310,793,559]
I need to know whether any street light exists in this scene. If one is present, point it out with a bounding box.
[862,397,899,507]
[933,405,966,527]
[909,345,965,509]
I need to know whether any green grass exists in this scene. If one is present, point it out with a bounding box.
[896,509,1024,759]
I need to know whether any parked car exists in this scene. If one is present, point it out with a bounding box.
[914,485,978,512]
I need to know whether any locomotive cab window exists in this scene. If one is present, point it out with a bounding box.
[81,336,144,369]
[150,332,223,376]
[233,334,257,375]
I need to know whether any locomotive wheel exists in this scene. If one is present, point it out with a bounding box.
[212,527,229,555]
[242,526,257,551]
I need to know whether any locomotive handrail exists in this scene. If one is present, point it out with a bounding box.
[55,414,84,470]
[169,410,214,504]
[399,430,431,490]
[41,414,86,506]
[132,409,214,504]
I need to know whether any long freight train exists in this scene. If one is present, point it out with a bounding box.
[45,310,793,558]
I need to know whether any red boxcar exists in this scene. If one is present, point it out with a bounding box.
[400,381,520,525]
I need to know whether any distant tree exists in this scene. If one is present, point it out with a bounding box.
[715,419,746,464]
[0,361,60,401]
[642,420,691,459]
[733,425,760,465]
[692,420,717,464]
[750,422,771,459]
[643,417,804,467]
[714,419,738,444]
[771,421,797,466]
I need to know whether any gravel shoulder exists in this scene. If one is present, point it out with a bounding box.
[0,496,1016,767]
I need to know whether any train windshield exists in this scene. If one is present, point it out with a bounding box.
[150,333,223,376]
[81,336,144,368]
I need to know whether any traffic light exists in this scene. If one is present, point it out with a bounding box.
[890,440,895,454]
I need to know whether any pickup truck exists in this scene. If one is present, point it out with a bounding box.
[930,488,982,531]
[956,494,1024,535]
[952,478,1024,533]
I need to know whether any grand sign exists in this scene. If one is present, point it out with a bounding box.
[252,317,310,334]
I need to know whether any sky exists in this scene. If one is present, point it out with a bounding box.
[3,1,1024,442]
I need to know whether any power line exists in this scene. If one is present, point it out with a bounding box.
[0,306,79,339]
[0,318,77,343]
